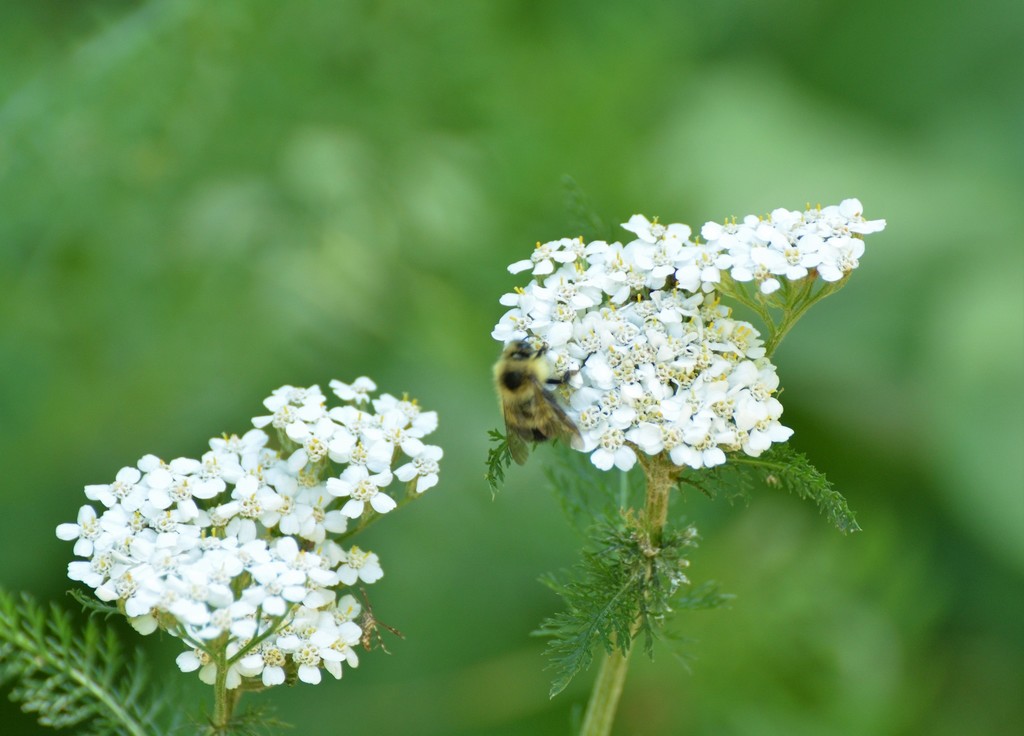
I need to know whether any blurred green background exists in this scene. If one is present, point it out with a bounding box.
[2,1,1021,734]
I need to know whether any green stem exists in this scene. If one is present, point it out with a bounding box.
[335,484,422,544]
[641,455,674,544]
[719,278,773,330]
[210,638,239,734]
[578,643,633,736]
[578,454,675,736]
[225,607,295,667]
[763,276,846,356]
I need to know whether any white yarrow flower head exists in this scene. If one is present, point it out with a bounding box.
[702,199,886,294]
[58,377,441,690]
[493,200,882,472]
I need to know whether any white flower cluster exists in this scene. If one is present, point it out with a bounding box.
[492,199,884,472]
[700,198,886,294]
[57,379,441,688]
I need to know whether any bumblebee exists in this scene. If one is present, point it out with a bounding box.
[494,340,583,464]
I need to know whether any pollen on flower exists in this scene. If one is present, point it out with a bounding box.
[115,574,138,598]
[154,511,178,533]
[294,643,321,667]
[693,434,715,452]
[349,443,368,466]
[600,428,626,451]
[351,480,377,501]
[264,647,286,667]
[240,496,262,518]
[346,547,369,569]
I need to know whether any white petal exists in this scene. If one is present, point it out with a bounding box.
[298,664,322,684]
[591,449,615,471]
[416,474,439,493]
[263,666,286,686]
[613,446,637,471]
[326,477,351,497]
[341,499,364,518]
[176,651,201,672]
[55,522,81,541]
[369,493,397,514]
[73,538,94,557]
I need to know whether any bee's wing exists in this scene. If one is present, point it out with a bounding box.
[505,420,531,465]
[565,424,585,451]
[540,388,584,451]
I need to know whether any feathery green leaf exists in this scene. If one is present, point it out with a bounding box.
[677,444,860,533]
[535,519,710,697]
[485,428,513,495]
[0,586,180,735]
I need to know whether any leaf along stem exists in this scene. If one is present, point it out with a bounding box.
[0,598,151,736]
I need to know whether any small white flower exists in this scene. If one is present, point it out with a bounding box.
[622,214,690,245]
[508,237,584,276]
[238,644,289,687]
[85,466,144,510]
[326,467,396,518]
[330,376,377,404]
[817,236,866,282]
[56,505,101,557]
[322,620,362,679]
[209,429,267,470]
[393,441,443,492]
[336,546,383,585]
[590,425,637,472]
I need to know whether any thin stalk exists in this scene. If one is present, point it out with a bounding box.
[578,454,675,736]
[578,642,633,736]
[764,276,846,356]
[335,482,423,544]
[210,638,240,734]
[641,454,674,544]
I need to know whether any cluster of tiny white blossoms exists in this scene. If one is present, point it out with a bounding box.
[699,198,885,294]
[492,199,884,472]
[57,378,442,688]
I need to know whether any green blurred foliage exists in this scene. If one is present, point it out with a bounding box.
[1,0,1021,734]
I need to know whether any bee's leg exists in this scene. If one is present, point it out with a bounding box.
[545,368,578,387]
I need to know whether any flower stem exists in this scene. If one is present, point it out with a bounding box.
[210,640,239,734]
[578,454,675,736]
[764,275,847,356]
[578,641,633,736]
[641,454,674,543]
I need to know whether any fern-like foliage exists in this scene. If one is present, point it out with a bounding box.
[68,588,123,620]
[536,519,722,697]
[485,429,513,495]
[0,586,179,736]
[677,444,860,534]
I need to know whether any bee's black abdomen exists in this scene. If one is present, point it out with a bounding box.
[531,428,548,441]
[501,371,524,390]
